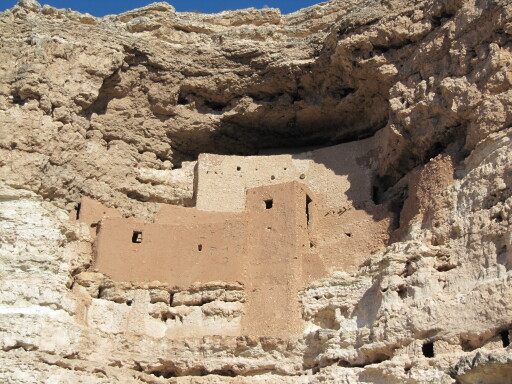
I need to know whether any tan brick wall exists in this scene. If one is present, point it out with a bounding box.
[195,135,382,212]
[86,182,321,337]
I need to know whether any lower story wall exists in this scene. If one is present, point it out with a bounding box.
[94,217,248,287]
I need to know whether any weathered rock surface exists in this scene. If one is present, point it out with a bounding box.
[1,0,512,382]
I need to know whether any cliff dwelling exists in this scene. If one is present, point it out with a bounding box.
[75,134,393,337]
[4,0,512,382]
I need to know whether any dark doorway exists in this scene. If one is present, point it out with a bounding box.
[422,342,434,358]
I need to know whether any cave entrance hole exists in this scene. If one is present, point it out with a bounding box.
[76,202,81,220]
[500,330,510,348]
[422,342,434,358]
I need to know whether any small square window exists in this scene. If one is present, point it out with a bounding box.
[265,199,273,209]
[132,231,143,243]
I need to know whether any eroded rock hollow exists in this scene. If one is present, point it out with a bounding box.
[1,0,512,382]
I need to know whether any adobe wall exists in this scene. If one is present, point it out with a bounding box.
[70,196,122,224]
[83,182,320,338]
[93,215,248,287]
[191,128,393,277]
[195,133,383,212]
[243,182,314,337]
[154,203,241,225]
[77,134,395,337]
[306,203,393,274]
[398,154,456,237]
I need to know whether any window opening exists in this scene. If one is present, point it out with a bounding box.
[198,244,203,251]
[397,285,407,299]
[132,231,143,243]
[306,195,312,225]
[265,199,273,209]
[422,342,434,358]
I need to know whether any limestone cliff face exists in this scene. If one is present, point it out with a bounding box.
[1,0,512,382]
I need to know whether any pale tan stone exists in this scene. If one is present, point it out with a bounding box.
[2,0,512,382]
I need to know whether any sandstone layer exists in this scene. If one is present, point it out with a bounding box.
[1,0,512,383]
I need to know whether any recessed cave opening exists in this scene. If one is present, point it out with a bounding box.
[265,199,273,210]
[431,11,456,28]
[168,100,390,167]
[78,41,399,177]
[500,330,510,348]
[371,177,402,229]
[177,94,188,105]
[492,212,504,223]
[422,342,434,358]
[397,285,407,299]
[161,312,177,322]
[150,369,177,379]
[372,124,467,214]
[372,186,380,205]
[75,202,81,220]
[203,100,227,112]
[497,244,510,269]
[435,264,456,272]
[391,194,407,231]
[11,93,24,106]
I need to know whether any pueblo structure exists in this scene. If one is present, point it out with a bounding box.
[3,0,512,382]
[76,135,392,337]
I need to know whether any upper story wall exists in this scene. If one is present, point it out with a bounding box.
[154,203,241,225]
[72,196,122,223]
[195,133,383,212]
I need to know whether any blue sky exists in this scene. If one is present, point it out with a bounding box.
[0,0,322,15]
